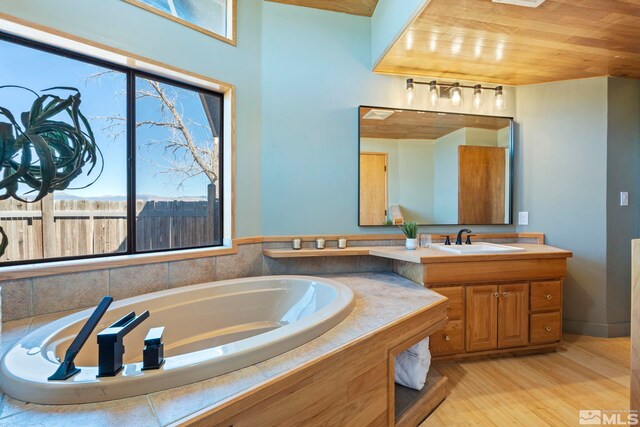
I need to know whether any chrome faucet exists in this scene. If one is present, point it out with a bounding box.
[455,229,472,245]
[97,310,149,377]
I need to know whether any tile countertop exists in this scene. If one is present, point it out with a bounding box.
[263,243,573,263]
[0,272,445,427]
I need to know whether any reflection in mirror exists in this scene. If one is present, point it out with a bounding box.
[358,107,513,226]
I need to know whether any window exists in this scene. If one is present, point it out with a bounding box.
[125,0,234,44]
[0,33,224,265]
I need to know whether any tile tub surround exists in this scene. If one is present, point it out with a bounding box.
[0,272,445,426]
[0,233,541,321]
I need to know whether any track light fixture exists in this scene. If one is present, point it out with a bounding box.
[406,78,506,111]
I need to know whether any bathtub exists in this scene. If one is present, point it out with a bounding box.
[0,275,355,405]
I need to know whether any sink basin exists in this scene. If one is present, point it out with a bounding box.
[433,242,526,254]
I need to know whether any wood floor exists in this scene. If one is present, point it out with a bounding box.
[422,334,630,426]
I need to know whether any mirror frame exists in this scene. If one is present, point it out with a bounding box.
[357,105,515,227]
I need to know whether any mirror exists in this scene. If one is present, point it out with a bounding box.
[358,106,513,226]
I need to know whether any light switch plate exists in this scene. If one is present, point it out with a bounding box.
[621,192,629,206]
[518,212,529,225]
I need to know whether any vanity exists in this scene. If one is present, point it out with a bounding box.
[370,243,572,360]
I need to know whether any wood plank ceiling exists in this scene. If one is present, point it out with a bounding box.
[266,0,379,17]
[360,107,510,140]
[375,0,640,85]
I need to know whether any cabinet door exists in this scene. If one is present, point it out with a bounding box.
[498,283,530,348]
[466,284,498,352]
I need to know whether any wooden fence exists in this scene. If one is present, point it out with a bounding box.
[0,196,221,262]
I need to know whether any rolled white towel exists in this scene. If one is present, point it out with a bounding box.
[394,337,431,390]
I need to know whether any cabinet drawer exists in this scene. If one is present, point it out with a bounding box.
[531,281,562,311]
[430,320,464,356]
[530,312,561,344]
[434,286,463,320]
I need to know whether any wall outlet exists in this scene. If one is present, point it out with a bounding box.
[518,212,529,225]
[620,192,629,207]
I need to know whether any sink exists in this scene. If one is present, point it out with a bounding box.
[433,242,526,254]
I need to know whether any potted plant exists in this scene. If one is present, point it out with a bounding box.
[400,221,418,250]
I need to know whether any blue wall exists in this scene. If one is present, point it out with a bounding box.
[260,2,516,235]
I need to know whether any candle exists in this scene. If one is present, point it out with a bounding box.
[292,238,302,250]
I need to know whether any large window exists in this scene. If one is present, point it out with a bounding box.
[125,0,233,43]
[0,34,224,265]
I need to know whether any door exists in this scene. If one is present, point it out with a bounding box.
[498,283,529,348]
[359,152,388,225]
[458,146,506,224]
[466,284,498,352]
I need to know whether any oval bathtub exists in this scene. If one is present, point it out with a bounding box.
[0,275,355,404]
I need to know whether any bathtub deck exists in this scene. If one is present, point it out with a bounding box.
[0,272,445,426]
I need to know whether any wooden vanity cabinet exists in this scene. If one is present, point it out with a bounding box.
[429,280,561,359]
[386,243,571,360]
[430,286,464,355]
[464,282,529,353]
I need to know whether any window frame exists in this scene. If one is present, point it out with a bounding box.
[122,0,236,46]
[0,31,226,267]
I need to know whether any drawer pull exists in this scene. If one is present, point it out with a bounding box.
[545,326,552,332]
[502,292,508,297]
[445,335,451,341]
[546,294,552,300]
[494,292,500,298]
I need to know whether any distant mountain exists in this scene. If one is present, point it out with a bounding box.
[53,192,207,202]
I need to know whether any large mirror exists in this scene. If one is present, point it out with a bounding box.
[358,106,513,226]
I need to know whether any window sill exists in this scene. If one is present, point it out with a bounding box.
[0,243,238,281]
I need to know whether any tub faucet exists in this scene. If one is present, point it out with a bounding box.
[97,310,149,377]
[455,229,472,245]
[48,296,113,381]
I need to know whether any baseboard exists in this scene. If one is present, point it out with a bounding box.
[563,320,630,337]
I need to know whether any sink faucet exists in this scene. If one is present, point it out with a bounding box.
[455,229,472,245]
[97,310,149,377]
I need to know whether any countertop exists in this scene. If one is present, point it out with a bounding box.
[0,272,445,426]
[264,243,573,263]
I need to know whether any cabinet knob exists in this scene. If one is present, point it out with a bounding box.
[546,294,552,300]
[494,292,500,298]
[545,326,552,332]
[502,292,508,297]
[445,335,451,341]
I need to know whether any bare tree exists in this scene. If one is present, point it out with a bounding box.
[93,72,220,193]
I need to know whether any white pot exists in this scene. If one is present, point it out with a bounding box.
[405,238,418,250]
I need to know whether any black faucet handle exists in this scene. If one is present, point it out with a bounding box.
[99,310,150,341]
[465,234,472,245]
[144,327,164,346]
[143,327,165,371]
[443,235,451,245]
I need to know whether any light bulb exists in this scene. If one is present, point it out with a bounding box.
[495,86,505,110]
[429,81,439,107]
[450,83,462,106]
[473,84,482,110]
[406,78,415,107]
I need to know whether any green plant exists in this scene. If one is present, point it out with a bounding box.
[399,221,418,239]
[0,86,102,257]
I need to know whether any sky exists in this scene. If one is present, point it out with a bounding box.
[0,38,220,200]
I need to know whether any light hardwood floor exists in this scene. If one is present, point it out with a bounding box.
[422,334,630,426]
